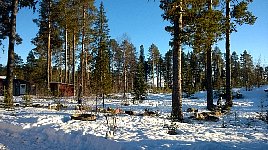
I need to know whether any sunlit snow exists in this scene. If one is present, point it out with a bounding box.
[1,86,268,150]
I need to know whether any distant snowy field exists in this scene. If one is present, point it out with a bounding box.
[1,86,268,150]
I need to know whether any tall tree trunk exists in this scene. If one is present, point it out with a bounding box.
[225,0,232,107]
[64,25,68,83]
[207,0,214,110]
[123,50,126,99]
[118,71,121,93]
[85,52,89,95]
[160,64,162,88]
[157,64,159,88]
[47,0,52,92]
[152,60,155,88]
[72,31,76,96]
[68,43,71,84]
[172,1,183,121]
[206,45,214,110]
[6,0,18,107]
[100,49,104,108]
[112,59,115,93]
[59,49,62,83]
[80,6,85,97]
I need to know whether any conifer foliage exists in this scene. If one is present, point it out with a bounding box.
[92,2,112,105]
[0,0,36,107]
[160,0,184,121]
[225,0,257,107]
[0,0,261,118]
[133,45,147,102]
[160,0,256,115]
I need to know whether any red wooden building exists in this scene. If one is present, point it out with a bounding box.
[49,82,74,97]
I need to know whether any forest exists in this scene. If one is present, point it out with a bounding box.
[0,45,266,98]
[1,1,268,149]
[0,0,263,119]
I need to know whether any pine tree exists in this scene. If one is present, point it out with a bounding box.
[212,46,224,90]
[24,50,37,83]
[231,51,241,87]
[0,0,36,107]
[120,39,137,98]
[32,0,64,93]
[182,52,193,97]
[160,0,184,121]
[240,50,254,91]
[160,0,227,111]
[83,2,97,93]
[109,39,123,93]
[78,0,96,96]
[144,60,150,84]
[254,57,264,88]
[133,45,147,103]
[189,51,204,92]
[188,0,225,110]
[92,2,111,107]
[225,0,257,107]
[163,49,172,89]
[148,44,160,89]
[158,55,164,89]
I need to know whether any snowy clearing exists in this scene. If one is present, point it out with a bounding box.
[1,86,268,150]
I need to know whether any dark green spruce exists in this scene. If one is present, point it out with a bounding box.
[92,2,112,108]
[133,45,147,103]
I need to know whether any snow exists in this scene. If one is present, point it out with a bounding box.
[1,86,268,150]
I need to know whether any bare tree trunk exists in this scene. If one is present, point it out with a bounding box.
[47,0,52,92]
[157,64,159,88]
[6,0,18,107]
[160,64,162,88]
[111,58,115,93]
[59,49,62,83]
[80,6,85,97]
[172,1,183,121]
[206,45,214,110]
[152,60,155,88]
[225,0,233,107]
[68,44,71,84]
[72,32,76,96]
[123,50,126,99]
[207,0,214,110]
[64,25,68,83]
[118,72,121,93]
[85,52,89,95]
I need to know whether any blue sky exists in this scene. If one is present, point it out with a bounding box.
[0,0,267,66]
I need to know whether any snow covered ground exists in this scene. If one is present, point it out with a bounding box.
[0,86,268,150]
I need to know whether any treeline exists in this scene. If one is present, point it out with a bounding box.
[0,0,265,97]
[182,48,268,94]
[1,0,149,97]
[1,43,267,96]
[0,0,261,115]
